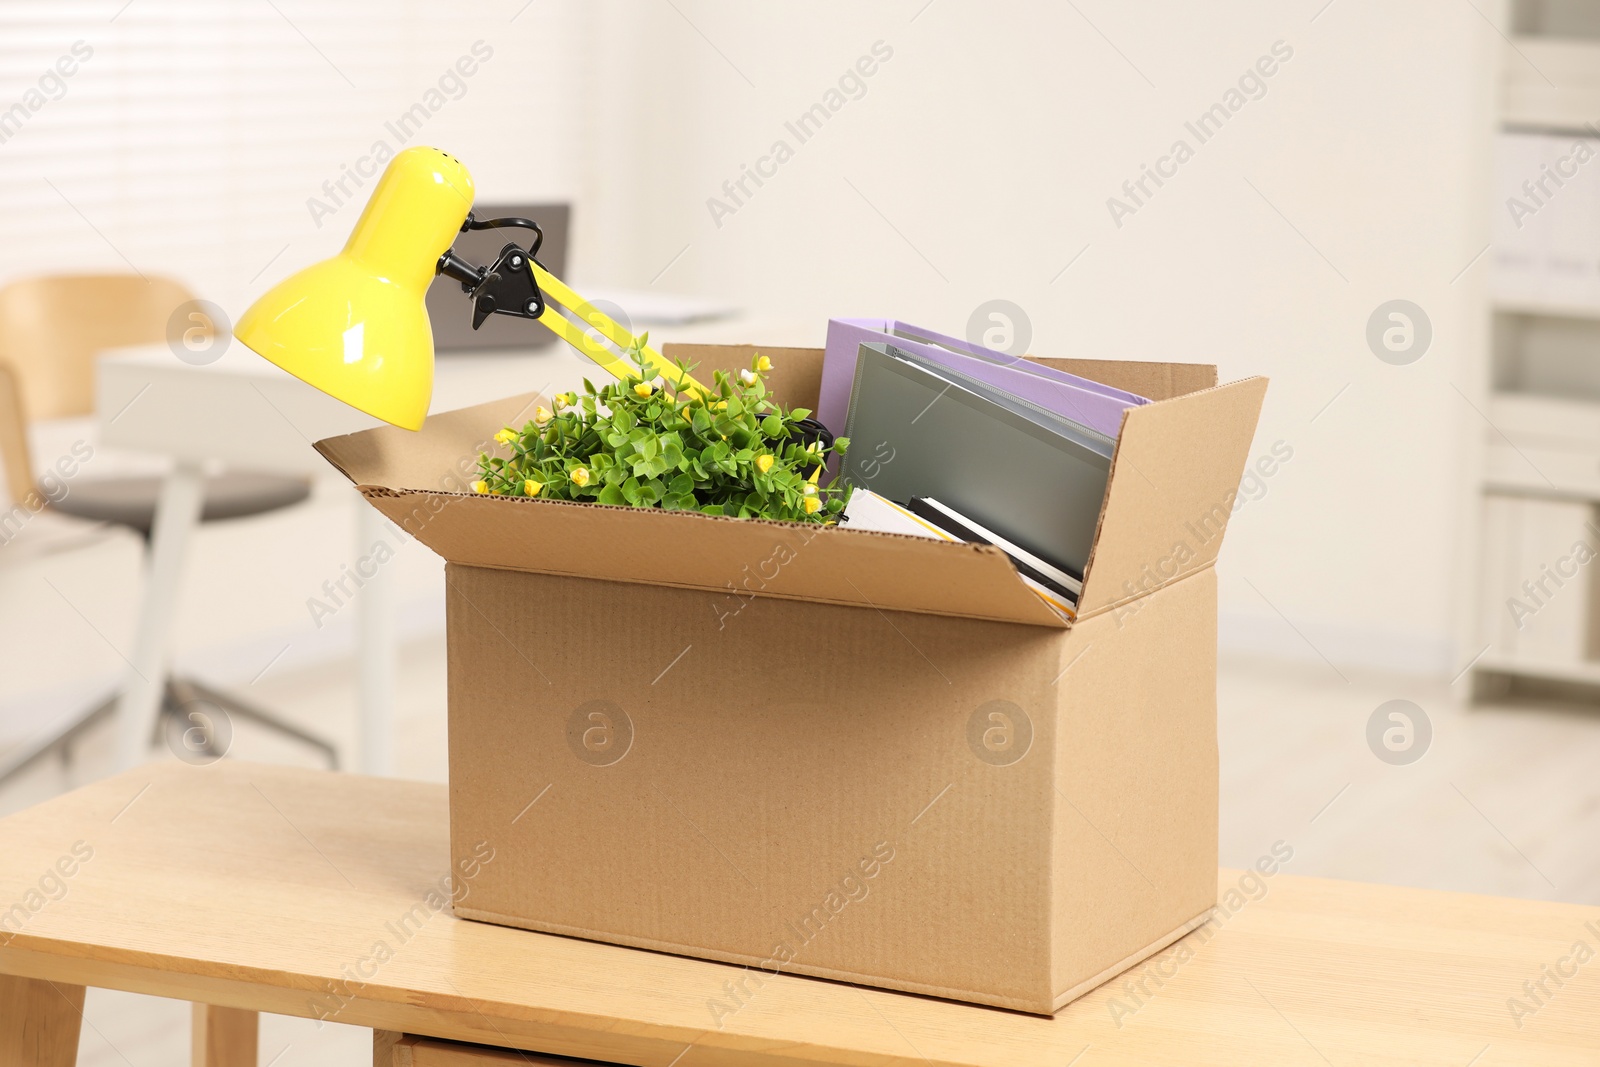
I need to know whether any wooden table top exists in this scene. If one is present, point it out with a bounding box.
[0,761,1595,1067]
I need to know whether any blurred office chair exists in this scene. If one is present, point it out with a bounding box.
[0,274,337,785]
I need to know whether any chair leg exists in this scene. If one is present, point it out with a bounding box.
[160,679,228,762]
[0,975,84,1067]
[357,504,396,776]
[192,1003,257,1067]
[179,678,340,769]
[155,678,179,744]
[115,461,206,771]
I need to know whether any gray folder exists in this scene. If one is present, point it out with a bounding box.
[841,343,1113,578]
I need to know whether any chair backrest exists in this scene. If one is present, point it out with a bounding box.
[0,363,32,509]
[0,274,194,503]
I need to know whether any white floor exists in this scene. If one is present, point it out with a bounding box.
[0,640,1595,1065]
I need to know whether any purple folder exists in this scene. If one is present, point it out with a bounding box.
[818,318,1148,439]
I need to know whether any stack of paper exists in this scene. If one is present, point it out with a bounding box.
[842,488,1079,620]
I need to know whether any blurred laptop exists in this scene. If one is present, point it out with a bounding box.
[427,202,570,351]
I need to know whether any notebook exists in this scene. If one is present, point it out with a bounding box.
[841,342,1113,578]
[819,317,1147,437]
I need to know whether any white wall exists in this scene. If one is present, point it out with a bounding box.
[588,0,1502,677]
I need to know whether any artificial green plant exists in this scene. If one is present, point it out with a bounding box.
[473,338,850,523]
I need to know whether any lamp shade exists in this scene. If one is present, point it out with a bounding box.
[234,146,475,430]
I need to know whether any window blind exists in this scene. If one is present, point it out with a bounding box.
[0,1,591,318]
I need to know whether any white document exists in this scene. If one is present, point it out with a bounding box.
[841,489,1076,619]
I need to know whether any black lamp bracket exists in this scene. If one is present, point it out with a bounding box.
[434,213,547,330]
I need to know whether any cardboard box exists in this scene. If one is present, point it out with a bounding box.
[316,344,1267,1015]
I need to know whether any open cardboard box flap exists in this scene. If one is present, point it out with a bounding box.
[314,344,1265,628]
[1075,373,1269,617]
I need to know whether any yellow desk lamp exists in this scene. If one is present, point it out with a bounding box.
[235,146,703,430]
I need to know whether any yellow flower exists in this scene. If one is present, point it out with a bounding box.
[756,355,772,371]
[494,427,518,446]
[738,368,757,385]
[556,391,575,407]
[534,406,553,427]
[471,480,489,494]
[633,380,654,398]
[523,479,543,497]
[570,467,591,488]
[802,495,822,515]
[756,454,774,474]
[802,482,818,496]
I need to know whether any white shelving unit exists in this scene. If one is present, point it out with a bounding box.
[1477,13,1600,694]
[1502,36,1600,129]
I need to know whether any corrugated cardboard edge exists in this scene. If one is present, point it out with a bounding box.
[451,904,1207,1015]
[368,489,1069,628]
[314,391,544,493]
[1075,376,1269,618]
[1048,565,1219,1001]
[1028,357,1217,403]
[1052,907,1215,1011]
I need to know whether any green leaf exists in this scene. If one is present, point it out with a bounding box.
[597,484,626,506]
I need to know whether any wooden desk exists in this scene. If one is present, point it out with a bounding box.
[1,762,1596,1066]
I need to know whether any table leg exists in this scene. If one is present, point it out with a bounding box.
[356,502,395,776]
[115,461,206,771]
[191,1003,257,1067]
[372,1029,402,1066]
[0,974,84,1067]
